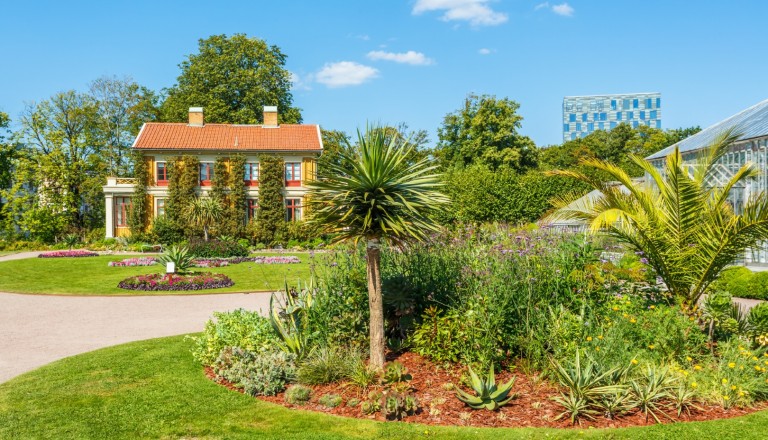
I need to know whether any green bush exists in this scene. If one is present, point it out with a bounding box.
[713,267,768,300]
[187,238,249,258]
[411,307,470,364]
[213,347,296,396]
[189,309,279,366]
[150,215,185,245]
[318,393,343,408]
[284,384,312,405]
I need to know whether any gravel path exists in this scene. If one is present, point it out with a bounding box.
[0,291,271,383]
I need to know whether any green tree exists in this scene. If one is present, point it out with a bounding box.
[435,94,537,172]
[185,197,224,242]
[254,155,285,245]
[161,34,301,124]
[0,112,18,227]
[128,150,149,233]
[549,129,768,305]
[167,155,200,229]
[90,75,160,176]
[307,126,449,369]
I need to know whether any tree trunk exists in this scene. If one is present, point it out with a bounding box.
[204,226,209,241]
[366,237,385,369]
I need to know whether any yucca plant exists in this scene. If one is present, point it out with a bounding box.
[628,366,673,423]
[554,391,597,425]
[63,233,80,250]
[307,125,449,368]
[670,383,700,417]
[550,351,625,402]
[455,365,516,410]
[594,390,633,420]
[157,245,194,274]
[549,128,768,305]
[184,197,224,241]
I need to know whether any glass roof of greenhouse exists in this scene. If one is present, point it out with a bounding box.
[647,98,768,160]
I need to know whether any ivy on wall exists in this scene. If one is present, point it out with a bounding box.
[167,155,200,226]
[128,149,148,233]
[227,154,247,236]
[254,155,284,245]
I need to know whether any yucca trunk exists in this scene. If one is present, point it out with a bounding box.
[366,237,386,369]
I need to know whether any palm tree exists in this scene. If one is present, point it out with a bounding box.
[548,129,768,305]
[184,197,224,241]
[307,126,449,369]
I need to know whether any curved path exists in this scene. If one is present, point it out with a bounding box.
[0,291,271,383]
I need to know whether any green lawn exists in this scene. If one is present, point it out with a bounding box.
[0,253,312,295]
[0,336,767,439]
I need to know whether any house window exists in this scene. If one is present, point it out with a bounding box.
[156,162,168,185]
[156,198,165,217]
[575,123,581,132]
[285,198,302,221]
[587,122,594,132]
[569,113,576,122]
[563,123,569,132]
[247,199,258,221]
[581,113,587,122]
[627,111,634,120]
[200,162,214,185]
[639,111,646,119]
[115,196,132,227]
[646,98,653,109]
[650,110,657,119]
[244,163,259,186]
[633,99,639,109]
[616,112,622,121]
[611,100,617,110]
[285,162,301,187]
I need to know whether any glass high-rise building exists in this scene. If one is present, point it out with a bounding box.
[562,92,661,142]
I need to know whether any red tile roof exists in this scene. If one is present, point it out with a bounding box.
[132,123,322,151]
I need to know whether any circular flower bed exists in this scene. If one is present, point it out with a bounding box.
[108,257,158,267]
[117,272,234,291]
[38,250,99,258]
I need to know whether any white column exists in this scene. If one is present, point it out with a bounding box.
[105,194,114,238]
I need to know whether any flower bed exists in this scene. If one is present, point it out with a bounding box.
[108,257,158,267]
[117,272,234,291]
[38,250,99,258]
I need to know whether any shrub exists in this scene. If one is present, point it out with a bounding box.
[713,267,768,300]
[284,384,312,405]
[150,215,185,245]
[297,346,361,385]
[118,273,233,291]
[214,347,296,396]
[411,307,470,365]
[749,303,768,343]
[349,360,379,389]
[189,309,280,366]
[318,394,343,408]
[187,238,249,258]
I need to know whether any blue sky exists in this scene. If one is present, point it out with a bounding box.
[2,0,768,147]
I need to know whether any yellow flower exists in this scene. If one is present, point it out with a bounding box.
[754,356,759,361]
[648,345,655,349]
[756,366,762,372]
[723,395,730,401]
[686,356,693,362]
[728,362,736,368]
[739,391,745,397]
[598,335,604,340]
[694,365,702,370]
[623,313,629,318]
[691,382,698,388]
[631,359,639,365]
[731,385,737,390]
[612,306,619,311]
[649,305,655,309]
[683,371,689,376]
[595,347,601,352]
[741,366,745,370]
[722,378,729,384]
[764,352,768,357]
[689,317,695,321]
[630,318,637,323]
[586,336,593,342]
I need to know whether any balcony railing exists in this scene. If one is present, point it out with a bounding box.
[106,177,137,186]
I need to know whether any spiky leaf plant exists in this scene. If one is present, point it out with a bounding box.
[455,365,516,411]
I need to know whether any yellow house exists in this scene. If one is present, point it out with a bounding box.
[102,106,322,238]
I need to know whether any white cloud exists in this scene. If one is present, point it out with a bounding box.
[412,0,508,26]
[552,3,574,16]
[315,62,379,88]
[366,50,434,66]
[289,71,312,91]
[534,2,550,10]
[478,48,495,55]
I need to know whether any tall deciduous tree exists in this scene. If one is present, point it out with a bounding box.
[436,94,538,172]
[90,75,160,176]
[161,34,302,124]
[549,129,768,305]
[307,126,449,369]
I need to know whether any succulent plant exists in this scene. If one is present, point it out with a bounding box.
[382,361,412,384]
[455,365,516,410]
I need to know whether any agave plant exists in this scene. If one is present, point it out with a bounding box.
[156,245,194,274]
[628,366,674,423]
[455,365,516,410]
[63,233,80,250]
[269,279,316,359]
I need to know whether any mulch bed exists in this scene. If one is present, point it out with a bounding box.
[205,351,766,429]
